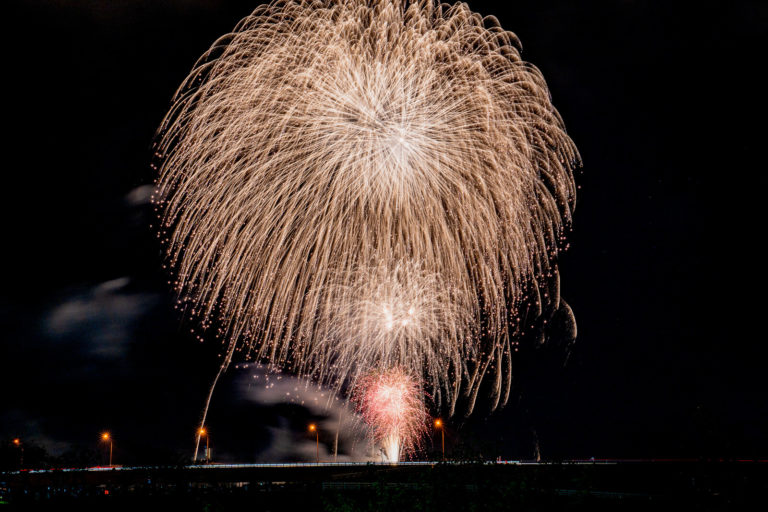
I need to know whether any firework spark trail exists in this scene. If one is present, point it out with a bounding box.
[353,368,428,462]
[154,0,579,415]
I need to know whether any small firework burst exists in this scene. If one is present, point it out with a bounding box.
[353,367,428,462]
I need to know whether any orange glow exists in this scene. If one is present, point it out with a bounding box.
[199,427,207,436]
[308,423,317,432]
[434,419,442,428]
[101,432,110,440]
[13,438,20,446]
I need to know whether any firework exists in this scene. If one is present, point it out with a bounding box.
[154,0,579,416]
[353,368,428,462]
[304,260,472,407]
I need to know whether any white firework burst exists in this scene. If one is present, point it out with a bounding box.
[154,0,580,415]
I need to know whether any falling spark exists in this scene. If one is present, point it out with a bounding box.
[154,0,580,416]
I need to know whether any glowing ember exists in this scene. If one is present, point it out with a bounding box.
[354,368,428,463]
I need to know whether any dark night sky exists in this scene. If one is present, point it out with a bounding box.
[2,0,766,464]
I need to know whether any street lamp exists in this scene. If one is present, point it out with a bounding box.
[13,438,23,468]
[308,423,319,463]
[199,427,210,463]
[434,419,445,461]
[101,432,113,467]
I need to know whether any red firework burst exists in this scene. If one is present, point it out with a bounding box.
[354,368,428,462]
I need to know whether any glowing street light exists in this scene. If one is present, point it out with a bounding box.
[198,427,210,463]
[101,432,113,467]
[12,438,23,468]
[434,419,445,461]
[308,423,319,463]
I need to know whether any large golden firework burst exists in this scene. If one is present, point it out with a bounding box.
[154,0,580,415]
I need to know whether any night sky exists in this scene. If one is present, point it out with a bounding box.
[3,0,766,464]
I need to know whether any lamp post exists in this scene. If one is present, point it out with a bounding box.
[13,438,23,468]
[309,423,319,463]
[434,419,445,461]
[334,410,342,463]
[199,427,210,463]
[101,432,113,467]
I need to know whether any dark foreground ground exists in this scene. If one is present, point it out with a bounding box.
[2,461,765,511]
